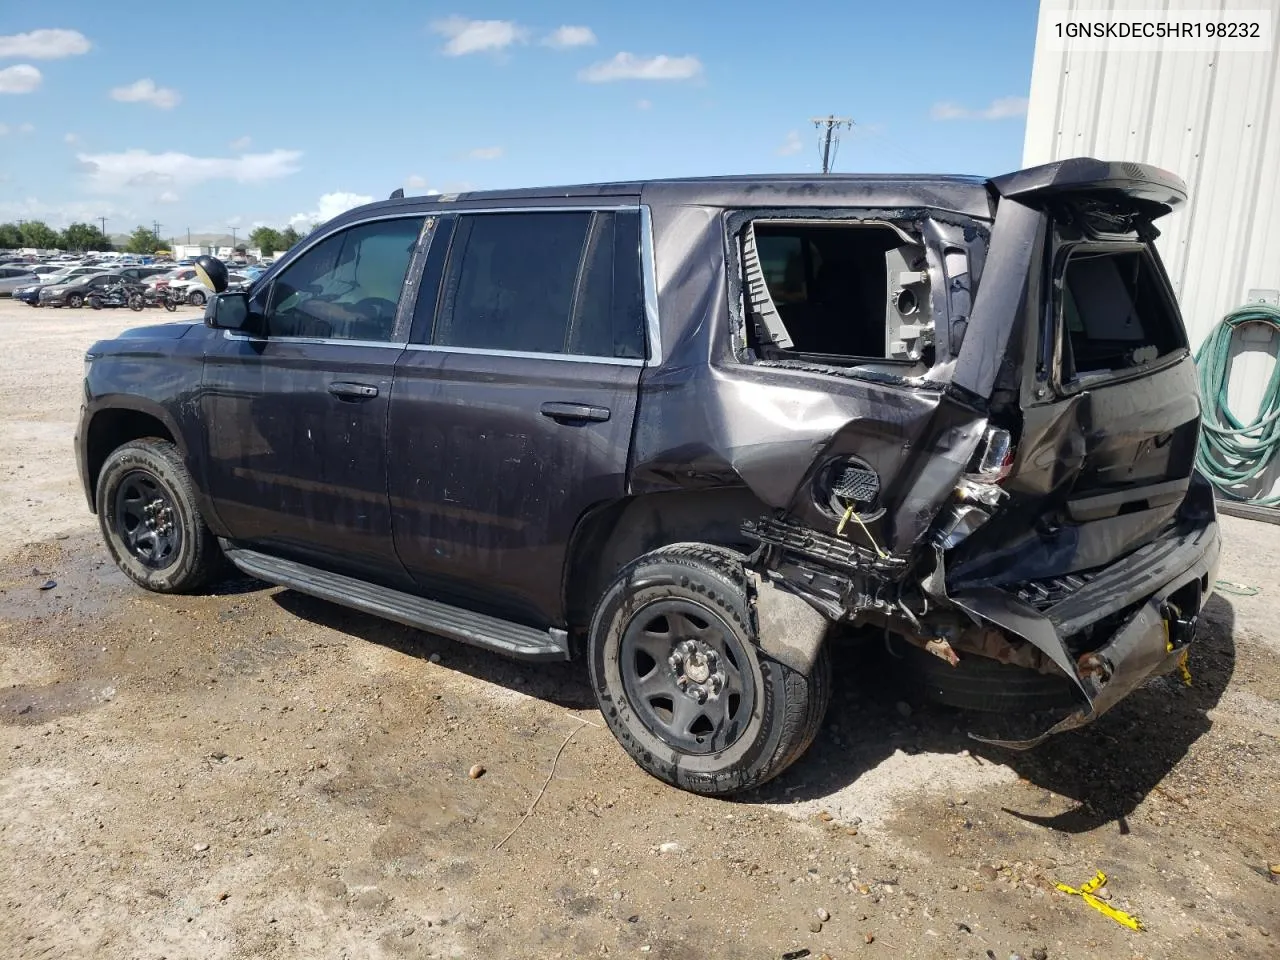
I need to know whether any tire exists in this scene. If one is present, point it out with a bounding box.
[188,290,206,306]
[128,293,144,311]
[163,298,177,312]
[888,636,1079,713]
[88,295,103,310]
[95,438,225,594]
[68,293,84,309]
[588,543,831,795]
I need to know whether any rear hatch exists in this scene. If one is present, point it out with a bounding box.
[946,159,1203,591]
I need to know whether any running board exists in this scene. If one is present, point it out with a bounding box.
[223,546,570,662]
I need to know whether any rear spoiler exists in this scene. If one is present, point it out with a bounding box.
[988,157,1187,220]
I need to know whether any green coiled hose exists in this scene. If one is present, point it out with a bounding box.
[1194,303,1280,506]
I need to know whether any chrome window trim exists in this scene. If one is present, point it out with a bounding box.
[222,329,407,349]
[639,204,661,366]
[404,343,644,366]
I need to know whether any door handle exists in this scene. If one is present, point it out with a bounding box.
[328,381,379,400]
[539,401,610,423]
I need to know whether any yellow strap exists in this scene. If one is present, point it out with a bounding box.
[1054,872,1144,931]
[1166,638,1193,686]
[836,503,853,536]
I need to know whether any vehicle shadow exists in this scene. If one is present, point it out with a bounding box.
[749,594,1237,833]
[269,588,596,710]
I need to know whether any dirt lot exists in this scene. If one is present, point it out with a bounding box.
[1,298,1278,960]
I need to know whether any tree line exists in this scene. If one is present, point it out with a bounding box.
[0,221,174,254]
[247,225,305,257]
[2,220,311,257]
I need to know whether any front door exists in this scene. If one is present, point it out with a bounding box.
[200,215,426,587]
[388,207,648,626]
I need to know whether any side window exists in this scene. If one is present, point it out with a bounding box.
[436,212,589,353]
[432,210,645,359]
[264,217,423,341]
[567,211,646,359]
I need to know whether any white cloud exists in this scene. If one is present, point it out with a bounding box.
[543,25,596,49]
[0,29,91,60]
[777,130,803,156]
[931,96,1029,121]
[64,131,78,144]
[431,17,526,56]
[636,98,652,111]
[157,190,179,203]
[0,197,136,229]
[405,174,427,188]
[289,191,374,229]
[109,78,181,110]
[578,52,702,83]
[467,146,503,161]
[229,135,252,150]
[77,148,303,192]
[18,122,33,134]
[0,64,41,93]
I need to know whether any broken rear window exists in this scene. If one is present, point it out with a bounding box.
[1059,247,1186,378]
[741,220,933,367]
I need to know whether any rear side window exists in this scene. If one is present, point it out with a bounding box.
[431,210,645,359]
[1059,247,1185,378]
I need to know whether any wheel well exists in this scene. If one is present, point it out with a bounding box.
[563,488,770,632]
[86,409,176,502]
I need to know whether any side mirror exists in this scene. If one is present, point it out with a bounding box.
[205,291,257,332]
[193,255,229,293]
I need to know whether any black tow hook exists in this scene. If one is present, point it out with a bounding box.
[1161,601,1198,649]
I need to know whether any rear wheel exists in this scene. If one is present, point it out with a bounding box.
[188,289,206,306]
[128,293,144,311]
[588,543,830,795]
[67,293,84,308]
[96,439,226,593]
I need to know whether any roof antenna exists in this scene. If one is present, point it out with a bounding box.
[389,187,405,200]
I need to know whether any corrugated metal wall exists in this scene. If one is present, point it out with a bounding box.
[1024,0,1280,502]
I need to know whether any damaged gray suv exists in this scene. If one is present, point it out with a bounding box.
[77,157,1220,794]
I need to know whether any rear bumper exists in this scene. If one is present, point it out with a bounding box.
[951,490,1220,749]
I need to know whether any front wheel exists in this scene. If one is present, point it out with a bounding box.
[96,438,226,593]
[67,293,85,309]
[88,295,103,310]
[588,544,831,795]
[187,290,206,306]
[128,293,144,311]
[163,297,177,312]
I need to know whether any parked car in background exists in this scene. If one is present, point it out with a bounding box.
[13,266,103,305]
[167,271,251,305]
[40,272,137,308]
[0,265,40,296]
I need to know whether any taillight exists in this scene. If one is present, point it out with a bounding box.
[967,426,1014,485]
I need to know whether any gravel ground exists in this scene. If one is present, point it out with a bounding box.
[1,299,1278,960]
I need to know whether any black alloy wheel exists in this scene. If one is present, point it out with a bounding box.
[112,469,183,569]
[619,598,756,755]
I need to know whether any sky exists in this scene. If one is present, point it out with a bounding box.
[0,2,1039,238]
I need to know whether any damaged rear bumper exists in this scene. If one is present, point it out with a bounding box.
[952,511,1221,749]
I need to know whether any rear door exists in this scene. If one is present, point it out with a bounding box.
[387,206,647,626]
[199,215,426,587]
[949,163,1202,586]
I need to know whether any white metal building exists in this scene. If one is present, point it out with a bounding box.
[1024,0,1280,503]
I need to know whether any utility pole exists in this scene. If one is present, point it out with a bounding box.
[811,115,853,174]
[230,226,238,249]
[98,216,108,238]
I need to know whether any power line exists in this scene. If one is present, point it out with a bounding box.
[811,115,853,174]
